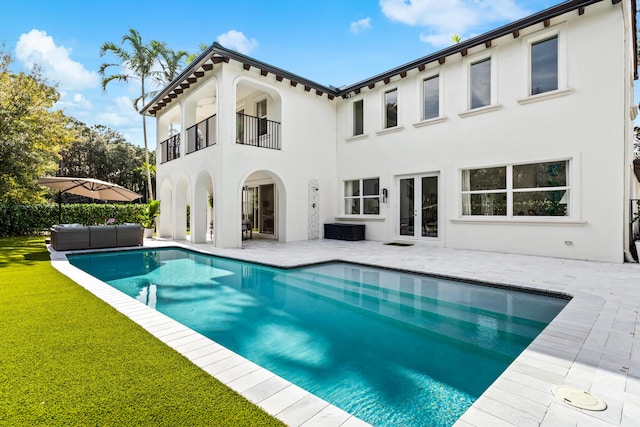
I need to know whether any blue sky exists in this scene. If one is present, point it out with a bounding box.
[1,0,631,147]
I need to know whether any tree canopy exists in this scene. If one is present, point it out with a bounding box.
[58,120,155,201]
[0,51,75,203]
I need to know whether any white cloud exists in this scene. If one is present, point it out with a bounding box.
[15,29,99,90]
[96,96,138,127]
[217,30,258,54]
[379,0,529,47]
[55,91,93,111]
[350,18,372,34]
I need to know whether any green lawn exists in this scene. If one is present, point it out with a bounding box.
[0,236,284,426]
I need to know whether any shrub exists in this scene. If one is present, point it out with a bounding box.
[0,203,147,237]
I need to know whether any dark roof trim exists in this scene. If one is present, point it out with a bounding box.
[141,42,338,115]
[339,0,605,96]
[143,0,633,114]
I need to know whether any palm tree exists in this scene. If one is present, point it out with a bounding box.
[99,28,157,201]
[185,43,209,64]
[152,42,189,86]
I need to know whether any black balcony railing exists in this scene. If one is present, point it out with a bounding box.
[236,112,281,150]
[186,114,217,154]
[160,134,180,163]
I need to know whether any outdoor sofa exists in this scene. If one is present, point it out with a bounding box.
[50,223,143,251]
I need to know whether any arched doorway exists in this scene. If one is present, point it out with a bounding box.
[241,171,286,241]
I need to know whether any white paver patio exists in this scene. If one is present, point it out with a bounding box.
[50,237,640,426]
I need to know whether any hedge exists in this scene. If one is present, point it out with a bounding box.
[0,203,147,237]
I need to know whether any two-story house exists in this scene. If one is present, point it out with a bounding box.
[142,0,639,263]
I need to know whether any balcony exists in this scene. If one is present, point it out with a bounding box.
[160,134,180,164]
[186,114,217,155]
[236,112,281,150]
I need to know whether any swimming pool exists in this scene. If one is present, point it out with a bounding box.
[68,247,568,426]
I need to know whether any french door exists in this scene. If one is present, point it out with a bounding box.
[398,175,439,239]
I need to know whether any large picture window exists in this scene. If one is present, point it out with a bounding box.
[345,178,380,215]
[531,35,558,95]
[462,161,569,217]
[423,75,439,120]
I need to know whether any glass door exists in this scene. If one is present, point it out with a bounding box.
[398,175,439,239]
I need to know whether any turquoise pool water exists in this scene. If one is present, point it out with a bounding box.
[68,248,567,427]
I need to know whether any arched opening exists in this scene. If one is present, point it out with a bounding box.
[193,171,214,243]
[185,78,218,155]
[234,78,282,150]
[174,176,191,240]
[241,170,286,242]
[157,179,173,238]
[157,103,182,164]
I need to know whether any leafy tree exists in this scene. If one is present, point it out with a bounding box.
[0,50,75,203]
[58,120,155,201]
[99,29,158,201]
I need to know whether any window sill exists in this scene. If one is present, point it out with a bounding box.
[458,104,502,118]
[375,125,405,136]
[413,116,448,128]
[345,133,370,142]
[517,88,573,105]
[335,216,386,222]
[450,216,586,225]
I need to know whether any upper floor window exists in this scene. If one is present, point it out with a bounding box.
[345,178,380,215]
[353,99,364,136]
[257,99,267,136]
[384,88,398,128]
[530,35,558,95]
[461,160,569,217]
[423,75,439,120]
[470,58,491,109]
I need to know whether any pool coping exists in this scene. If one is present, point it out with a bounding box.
[49,245,372,427]
[48,238,640,426]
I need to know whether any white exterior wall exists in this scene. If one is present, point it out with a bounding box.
[335,2,629,262]
[155,59,337,248]
[154,1,635,262]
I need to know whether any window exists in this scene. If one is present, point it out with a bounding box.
[423,75,439,120]
[470,58,491,109]
[462,161,569,217]
[345,178,380,215]
[353,99,364,136]
[530,36,558,95]
[384,89,398,128]
[256,99,267,136]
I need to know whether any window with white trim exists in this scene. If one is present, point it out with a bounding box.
[470,58,491,109]
[384,88,398,128]
[530,35,558,95]
[256,99,267,136]
[353,99,364,136]
[345,178,380,215]
[423,75,439,120]
[461,160,569,217]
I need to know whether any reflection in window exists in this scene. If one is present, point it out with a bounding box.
[257,99,267,136]
[423,75,439,120]
[531,36,558,95]
[353,99,364,136]
[470,58,491,109]
[385,89,398,128]
[462,161,569,217]
[345,178,380,215]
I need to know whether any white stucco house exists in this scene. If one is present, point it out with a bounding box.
[142,0,639,263]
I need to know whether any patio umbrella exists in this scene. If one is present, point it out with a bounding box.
[38,176,143,224]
